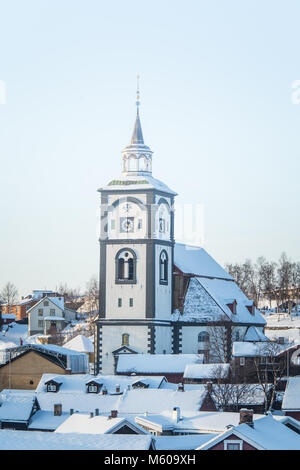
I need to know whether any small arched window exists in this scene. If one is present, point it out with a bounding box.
[159,250,168,284]
[116,249,137,284]
[198,331,209,343]
[122,333,129,346]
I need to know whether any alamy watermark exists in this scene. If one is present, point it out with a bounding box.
[291,80,300,104]
[0,80,6,104]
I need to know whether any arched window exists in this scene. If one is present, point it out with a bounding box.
[116,249,137,284]
[122,333,129,346]
[159,250,168,284]
[198,331,209,343]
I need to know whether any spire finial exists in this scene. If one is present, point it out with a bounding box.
[136,74,140,109]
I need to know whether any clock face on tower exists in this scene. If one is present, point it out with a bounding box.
[120,217,134,233]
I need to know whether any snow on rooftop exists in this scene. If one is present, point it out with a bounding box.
[154,434,218,450]
[100,173,177,195]
[232,341,284,357]
[0,393,36,422]
[198,277,266,325]
[282,377,300,410]
[174,243,233,280]
[55,413,147,435]
[136,410,264,434]
[116,354,203,374]
[63,334,94,354]
[0,429,153,450]
[244,326,269,342]
[183,363,230,380]
[199,414,300,450]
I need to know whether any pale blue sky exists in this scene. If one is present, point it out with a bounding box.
[0,0,299,296]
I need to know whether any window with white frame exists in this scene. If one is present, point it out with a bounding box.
[224,440,243,450]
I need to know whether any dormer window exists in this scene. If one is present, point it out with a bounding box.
[86,381,103,394]
[246,304,255,315]
[227,300,237,314]
[45,380,62,393]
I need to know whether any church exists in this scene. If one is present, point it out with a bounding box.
[94,91,266,375]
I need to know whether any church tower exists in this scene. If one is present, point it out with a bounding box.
[95,84,177,375]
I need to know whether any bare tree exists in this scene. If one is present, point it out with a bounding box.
[85,276,99,316]
[0,282,18,313]
[252,341,287,412]
[207,318,231,363]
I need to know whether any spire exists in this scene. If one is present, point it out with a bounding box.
[121,76,153,176]
[131,75,144,144]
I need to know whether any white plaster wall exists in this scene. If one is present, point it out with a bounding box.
[181,326,210,355]
[154,326,173,354]
[100,324,149,375]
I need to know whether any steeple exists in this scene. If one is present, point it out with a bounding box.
[122,76,153,176]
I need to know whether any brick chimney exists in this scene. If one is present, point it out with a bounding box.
[65,368,72,375]
[111,410,118,419]
[115,384,120,393]
[177,382,184,392]
[102,387,108,395]
[239,409,254,427]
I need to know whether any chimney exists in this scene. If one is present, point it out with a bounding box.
[70,409,74,415]
[65,368,72,375]
[206,381,213,393]
[172,407,181,422]
[239,409,254,427]
[95,408,99,416]
[115,384,120,393]
[89,412,94,419]
[110,410,118,419]
[54,404,62,416]
[177,382,184,392]
[102,387,108,395]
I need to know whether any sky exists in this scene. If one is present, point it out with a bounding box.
[0,0,299,297]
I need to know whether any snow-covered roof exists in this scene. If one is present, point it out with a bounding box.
[244,326,269,342]
[0,393,36,422]
[197,277,266,325]
[199,414,300,450]
[0,429,154,450]
[55,413,147,435]
[28,410,69,431]
[63,335,94,354]
[99,173,177,196]
[232,341,283,357]
[183,363,230,380]
[36,373,165,395]
[116,354,203,374]
[154,434,218,450]
[282,377,300,410]
[174,243,233,280]
[27,296,65,313]
[135,410,264,434]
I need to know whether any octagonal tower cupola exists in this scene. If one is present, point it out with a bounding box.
[122,81,153,176]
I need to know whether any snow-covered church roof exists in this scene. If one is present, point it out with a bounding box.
[174,243,233,281]
[173,243,266,326]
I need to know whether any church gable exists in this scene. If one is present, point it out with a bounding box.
[176,277,227,323]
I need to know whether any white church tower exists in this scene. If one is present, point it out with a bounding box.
[95,84,177,374]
